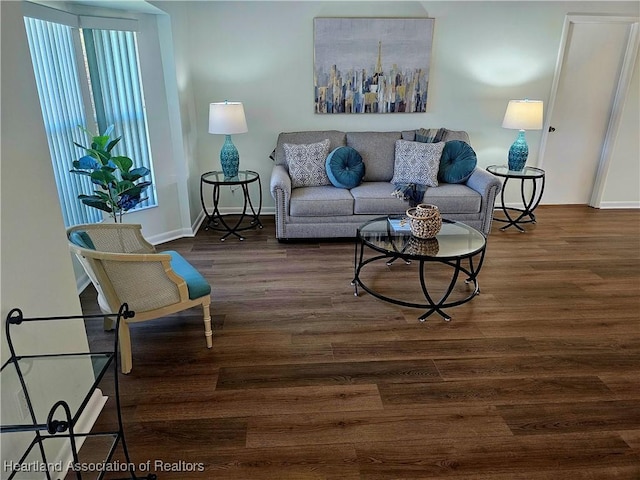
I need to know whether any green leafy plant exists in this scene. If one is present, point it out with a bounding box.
[70,126,152,222]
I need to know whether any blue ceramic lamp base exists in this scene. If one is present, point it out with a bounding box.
[508,130,529,171]
[220,134,240,178]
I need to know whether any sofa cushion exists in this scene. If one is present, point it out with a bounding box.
[422,184,481,214]
[289,186,354,217]
[275,130,346,166]
[390,140,445,187]
[163,251,211,299]
[440,129,471,144]
[401,130,417,141]
[351,182,409,215]
[347,131,400,182]
[439,140,477,184]
[325,146,365,189]
[284,139,331,188]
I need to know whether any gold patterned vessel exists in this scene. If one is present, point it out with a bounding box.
[406,203,442,239]
[405,236,440,256]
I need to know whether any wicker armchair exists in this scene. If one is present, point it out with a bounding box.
[67,223,212,373]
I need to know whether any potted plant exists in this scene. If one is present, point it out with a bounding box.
[70,126,152,222]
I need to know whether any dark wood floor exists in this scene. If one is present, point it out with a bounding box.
[81,205,640,479]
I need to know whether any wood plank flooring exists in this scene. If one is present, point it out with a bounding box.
[80,205,640,479]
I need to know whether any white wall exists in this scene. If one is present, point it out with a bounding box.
[603,46,640,207]
[157,0,639,214]
[0,0,94,466]
[118,10,197,242]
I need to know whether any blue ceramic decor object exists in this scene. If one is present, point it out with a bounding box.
[220,134,240,178]
[508,130,528,171]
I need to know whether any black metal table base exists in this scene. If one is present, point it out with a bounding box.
[492,168,545,233]
[200,171,263,241]
[495,207,537,232]
[351,241,485,322]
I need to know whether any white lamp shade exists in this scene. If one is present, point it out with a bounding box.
[208,101,248,135]
[502,100,543,130]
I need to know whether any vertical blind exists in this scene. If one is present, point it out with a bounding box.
[83,28,156,209]
[24,17,102,226]
[23,16,157,227]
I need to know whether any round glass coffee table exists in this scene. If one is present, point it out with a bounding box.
[352,217,486,321]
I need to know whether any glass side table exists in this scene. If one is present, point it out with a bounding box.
[200,170,263,241]
[487,165,545,232]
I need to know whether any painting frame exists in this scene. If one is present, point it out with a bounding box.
[314,17,435,114]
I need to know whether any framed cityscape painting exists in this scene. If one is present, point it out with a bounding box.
[314,17,434,114]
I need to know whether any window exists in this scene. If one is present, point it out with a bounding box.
[24,13,157,227]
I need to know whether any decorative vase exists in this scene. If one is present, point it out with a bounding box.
[406,203,442,239]
[220,134,240,178]
[508,130,529,171]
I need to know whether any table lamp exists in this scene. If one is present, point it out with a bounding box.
[208,101,248,178]
[502,99,543,171]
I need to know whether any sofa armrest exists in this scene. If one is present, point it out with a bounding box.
[270,164,292,239]
[465,168,502,235]
[465,167,502,198]
[270,164,292,200]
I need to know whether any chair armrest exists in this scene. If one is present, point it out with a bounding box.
[70,247,191,311]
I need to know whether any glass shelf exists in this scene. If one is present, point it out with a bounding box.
[1,353,113,432]
[1,306,155,480]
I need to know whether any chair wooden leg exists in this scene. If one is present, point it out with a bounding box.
[202,297,213,349]
[118,321,133,374]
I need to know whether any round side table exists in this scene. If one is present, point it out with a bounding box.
[487,165,545,233]
[200,170,263,241]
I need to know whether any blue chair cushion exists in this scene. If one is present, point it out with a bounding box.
[438,140,477,184]
[69,231,96,250]
[325,146,365,189]
[163,251,211,299]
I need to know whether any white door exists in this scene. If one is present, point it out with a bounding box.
[539,15,639,206]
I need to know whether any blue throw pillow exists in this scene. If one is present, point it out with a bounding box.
[69,231,96,250]
[439,140,477,184]
[325,146,365,189]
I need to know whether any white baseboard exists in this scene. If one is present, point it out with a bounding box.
[50,389,108,479]
[598,201,640,209]
[146,226,197,245]
[201,206,276,216]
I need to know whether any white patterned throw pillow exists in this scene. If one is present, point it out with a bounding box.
[390,140,445,187]
[283,139,331,188]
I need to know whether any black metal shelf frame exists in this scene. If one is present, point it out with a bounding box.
[1,304,156,480]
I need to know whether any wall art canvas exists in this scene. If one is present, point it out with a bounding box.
[314,17,434,114]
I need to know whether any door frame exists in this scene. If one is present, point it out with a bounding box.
[537,14,639,207]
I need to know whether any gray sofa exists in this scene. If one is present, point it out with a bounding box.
[269,129,502,240]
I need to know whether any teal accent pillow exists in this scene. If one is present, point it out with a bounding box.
[163,251,211,299]
[325,146,365,189]
[69,231,96,250]
[439,140,477,184]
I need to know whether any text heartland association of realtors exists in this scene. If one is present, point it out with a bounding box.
[4,459,206,473]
